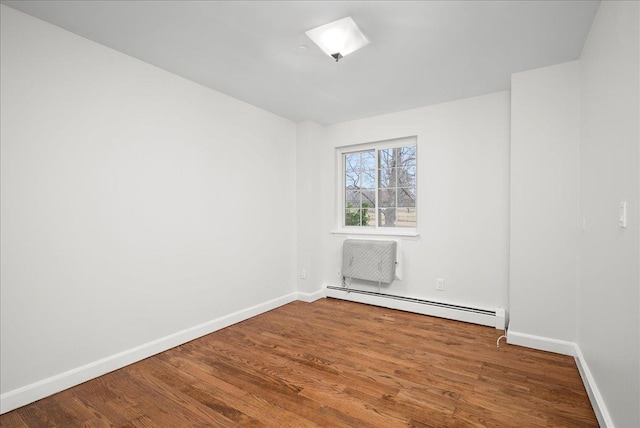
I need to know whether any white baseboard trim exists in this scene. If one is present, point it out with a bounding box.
[295,289,326,303]
[0,292,298,415]
[325,284,496,327]
[506,330,576,356]
[507,330,613,427]
[574,345,614,428]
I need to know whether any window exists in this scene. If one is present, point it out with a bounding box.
[340,137,417,232]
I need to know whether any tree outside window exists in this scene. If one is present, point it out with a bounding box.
[343,139,416,229]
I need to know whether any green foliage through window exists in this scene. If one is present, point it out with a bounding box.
[345,202,370,226]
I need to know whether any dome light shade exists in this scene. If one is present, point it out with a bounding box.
[305,17,369,62]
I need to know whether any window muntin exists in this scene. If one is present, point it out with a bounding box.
[342,138,416,230]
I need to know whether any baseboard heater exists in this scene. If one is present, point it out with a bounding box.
[325,285,505,329]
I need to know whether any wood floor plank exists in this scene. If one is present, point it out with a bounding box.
[155,351,323,428]
[0,298,598,427]
[0,412,28,428]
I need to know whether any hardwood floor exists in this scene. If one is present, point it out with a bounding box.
[1,298,597,427]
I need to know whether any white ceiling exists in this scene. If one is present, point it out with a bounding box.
[2,1,599,124]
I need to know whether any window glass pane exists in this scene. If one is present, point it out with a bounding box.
[396,208,416,228]
[361,150,375,170]
[378,168,397,188]
[378,148,396,168]
[344,153,360,173]
[345,208,362,226]
[378,208,397,227]
[397,146,416,166]
[398,188,416,207]
[361,189,376,207]
[398,165,416,187]
[360,170,375,189]
[367,208,377,226]
[345,170,360,188]
[345,190,362,206]
[345,205,374,226]
[378,189,396,208]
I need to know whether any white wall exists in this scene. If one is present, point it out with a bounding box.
[0,4,296,407]
[299,92,511,312]
[508,4,640,424]
[509,61,580,346]
[295,120,325,296]
[578,2,640,427]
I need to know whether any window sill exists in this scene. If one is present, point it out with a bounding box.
[331,227,419,238]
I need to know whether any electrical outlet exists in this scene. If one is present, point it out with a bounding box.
[300,269,306,280]
[619,201,627,228]
[436,278,445,291]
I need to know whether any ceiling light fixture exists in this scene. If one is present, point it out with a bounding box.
[305,17,369,62]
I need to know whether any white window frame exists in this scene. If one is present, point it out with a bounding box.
[334,136,418,237]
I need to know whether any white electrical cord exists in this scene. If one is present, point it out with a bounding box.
[497,328,508,347]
